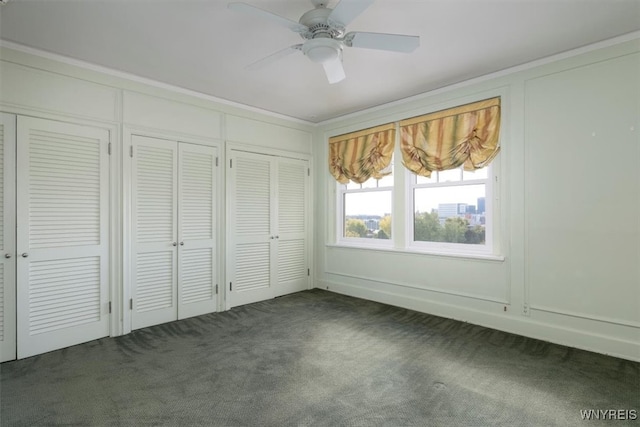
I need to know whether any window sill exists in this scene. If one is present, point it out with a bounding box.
[326,243,505,262]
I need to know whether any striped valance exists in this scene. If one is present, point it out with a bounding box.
[329,123,395,184]
[399,97,501,177]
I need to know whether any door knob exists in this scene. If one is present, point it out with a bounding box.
[21,253,28,258]
[180,242,184,246]
[4,253,10,259]
[172,242,177,247]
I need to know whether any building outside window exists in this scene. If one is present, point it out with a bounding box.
[410,164,495,254]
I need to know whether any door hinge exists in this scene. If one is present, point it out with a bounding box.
[108,142,112,155]
[130,298,133,310]
[130,145,133,158]
[230,159,233,168]
[215,284,219,295]
[108,301,112,314]
[307,268,310,276]
[230,282,233,291]
[308,168,310,176]
[215,157,219,167]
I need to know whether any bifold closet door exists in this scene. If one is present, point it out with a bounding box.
[275,158,309,295]
[177,143,218,319]
[228,150,309,308]
[131,136,218,329]
[131,135,178,330]
[227,151,275,307]
[16,116,110,359]
[0,113,16,362]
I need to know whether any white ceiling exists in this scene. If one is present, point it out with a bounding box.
[1,0,639,123]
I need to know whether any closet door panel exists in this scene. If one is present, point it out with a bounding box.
[275,158,309,295]
[178,143,217,319]
[0,113,16,362]
[16,116,110,359]
[227,150,310,308]
[228,151,274,307]
[131,135,178,329]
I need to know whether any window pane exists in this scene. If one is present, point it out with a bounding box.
[360,177,378,189]
[437,168,462,183]
[413,184,486,244]
[463,167,488,181]
[377,173,394,188]
[416,173,436,184]
[343,191,392,239]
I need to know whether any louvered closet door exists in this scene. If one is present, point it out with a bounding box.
[131,135,178,330]
[177,143,217,319]
[16,117,110,359]
[0,113,16,362]
[274,158,309,296]
[228,151,276,307]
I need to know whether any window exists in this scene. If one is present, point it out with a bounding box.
[410,165,493,254]
[335,160,497,256]
[331,97,501,257]
[338,163,393,243]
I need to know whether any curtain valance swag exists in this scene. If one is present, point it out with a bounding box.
[399,97,501,177]
[329,123,395,184]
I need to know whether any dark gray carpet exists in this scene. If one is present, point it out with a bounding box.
[1,289,638,426]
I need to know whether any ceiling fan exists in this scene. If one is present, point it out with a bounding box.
[228,0,420,84]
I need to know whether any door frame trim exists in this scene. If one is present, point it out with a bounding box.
[0,112,17,362]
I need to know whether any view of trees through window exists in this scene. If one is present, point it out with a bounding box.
[412,168,487,245]
[341,165,489,246]
[345,214,391,239]
[341,164,393,240]
[414,212,485,244]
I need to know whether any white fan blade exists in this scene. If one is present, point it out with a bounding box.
[329,0,375,27]
[322,57,346,84]
[345,31,420,53]
[228,2,308,34]
[246,45,303,71]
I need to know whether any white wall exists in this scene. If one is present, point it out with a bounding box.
[314,37,640,361]
[0,46,315,143]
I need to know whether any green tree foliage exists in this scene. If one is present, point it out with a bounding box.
[414,211,485,244]
[376,229,389,239]
[414,211,443,242]
[345,219,368,238]
[379,215,392,238]
[465,225,485,244]
[443,217,469,243]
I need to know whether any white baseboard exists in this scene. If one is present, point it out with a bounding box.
[316,279,640,362]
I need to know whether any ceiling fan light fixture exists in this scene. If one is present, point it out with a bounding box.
[230,0,420,84]
[302,38,342,64]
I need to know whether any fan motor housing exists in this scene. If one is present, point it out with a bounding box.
[299,7,344,39]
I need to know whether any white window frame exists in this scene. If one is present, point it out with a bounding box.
[336,176,394,248]
[334,154,500,258]
[406,162,499,256]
